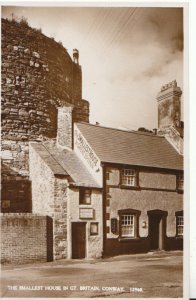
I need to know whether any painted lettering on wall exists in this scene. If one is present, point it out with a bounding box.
[74,128,99,169]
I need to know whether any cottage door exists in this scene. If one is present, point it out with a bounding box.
[72,222,86,259]
[149,215,162,250]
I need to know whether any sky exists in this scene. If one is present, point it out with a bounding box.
[1,5,184,131]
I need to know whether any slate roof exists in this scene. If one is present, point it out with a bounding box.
[30,143,68,176]
[76,123,183,171]
[30,141,101,188]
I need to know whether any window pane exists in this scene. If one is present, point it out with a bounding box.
[80,189,91,204]
[84,190,91,204]
[177,216,183,236]
[121,215,134,237]
[122,169,136,186]
[178,176,184,190]
[90,223,98,235]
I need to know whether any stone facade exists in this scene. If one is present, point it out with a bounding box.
[57,107,73,149]
[1,18,89,212]
[29,143,68,260]
[1,213,52,264]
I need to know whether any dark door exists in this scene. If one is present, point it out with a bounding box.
[149,215,162,250]
[72,222,86,259]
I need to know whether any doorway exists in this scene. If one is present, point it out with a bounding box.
[72,222,86,259]
[148,210,167,251]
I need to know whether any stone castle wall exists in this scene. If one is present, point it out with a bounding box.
[1,18,89,212]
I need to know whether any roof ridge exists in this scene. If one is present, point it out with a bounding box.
[76,122,163,138]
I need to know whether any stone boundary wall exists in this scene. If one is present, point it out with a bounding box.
[1,213,53,264]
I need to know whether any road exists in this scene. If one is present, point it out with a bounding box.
[1,251,183,298]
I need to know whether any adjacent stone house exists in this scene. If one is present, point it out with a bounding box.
[29,81,183,259]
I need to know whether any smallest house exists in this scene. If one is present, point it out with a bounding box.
[29,81,183,260]
[29,106,103,260]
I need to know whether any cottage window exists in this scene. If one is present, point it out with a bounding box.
[90,222,98,235]
[118,209,141,239]
[177,174,184,191]
[175,211,183,237]
[177,216,183,236]
[121,169,137,187]
[79,188,91,205]
[121,215,134,237]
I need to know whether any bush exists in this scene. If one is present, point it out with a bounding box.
[20,16,29,27]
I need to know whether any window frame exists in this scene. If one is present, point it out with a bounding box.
[121,214,135,237]
[118,208,141,240]
[90,222,99,236]
[120,168,139,189]
[175,211,183,238]
[176,174,184,192]
[79,188,92,205]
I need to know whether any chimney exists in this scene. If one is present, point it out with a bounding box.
[157,80,182,130]
[57,106,73,149]
[73,49,79,64]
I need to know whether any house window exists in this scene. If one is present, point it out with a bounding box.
[79,188,91,205]
[177,174,184,191]
[121,215,134,237]
[177,216,184,236]
[90,222,98,235]
[175,211,183,237]
[121,169,137,186]
[118,209,141,239]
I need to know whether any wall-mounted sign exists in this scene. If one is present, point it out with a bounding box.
[111,218,118,234]
[79,208,93,219]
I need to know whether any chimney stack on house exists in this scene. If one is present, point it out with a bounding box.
[57,106,73,149]
[157,80,182,130]
[156,81,183,155]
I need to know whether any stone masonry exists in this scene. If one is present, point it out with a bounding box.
[29,143,68,260]
[57,107,73,149]
[1,18,89,212]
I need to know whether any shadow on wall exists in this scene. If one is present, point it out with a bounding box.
[46,216,53,261]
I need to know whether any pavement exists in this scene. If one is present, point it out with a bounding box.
[0,251,183,298]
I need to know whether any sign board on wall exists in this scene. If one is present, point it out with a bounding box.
[79,208,94,219]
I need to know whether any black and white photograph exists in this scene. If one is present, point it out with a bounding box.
[0,1,192,299]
